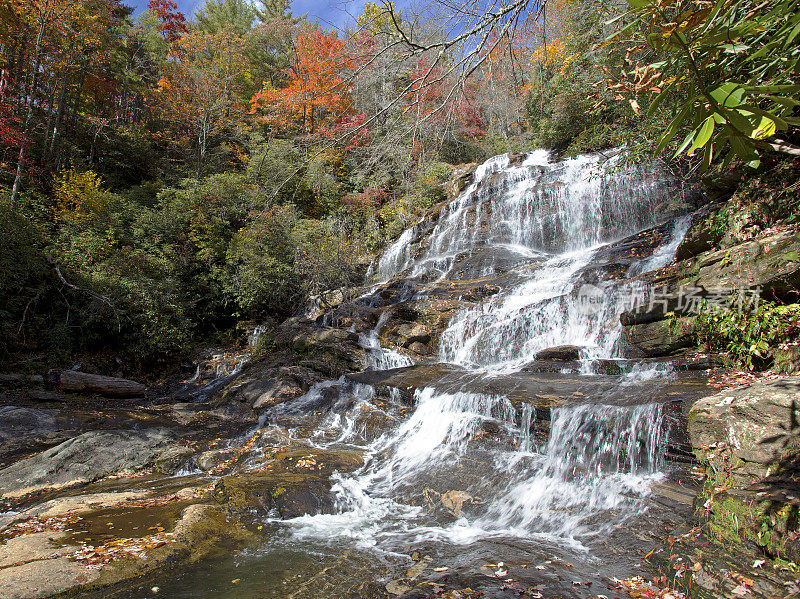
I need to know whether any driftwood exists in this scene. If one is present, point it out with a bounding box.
[55,370,146,397]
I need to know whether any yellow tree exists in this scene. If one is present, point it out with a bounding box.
[5,0,80,205]
[156,27,247,177]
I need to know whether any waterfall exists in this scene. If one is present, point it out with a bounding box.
[285,149,690,550]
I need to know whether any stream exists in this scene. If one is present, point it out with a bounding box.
[112,149,708,598]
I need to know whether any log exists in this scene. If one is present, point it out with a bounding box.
[55,370,146,397]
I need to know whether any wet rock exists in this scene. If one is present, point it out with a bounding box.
[408,342,428,355]
[535,345,582,361]
[521,360,581,374]
[446,163,477,199]
[0,491,150,532]
[689,376,800,482]
[592,360,623,375]
[154,445,195,473]
[170,503,253,552]
[675,353,725,371]
[622,317,696,358]
[458,282,501,303]
[214,447,363,519]
[53,370,146,397]
[273,322,366,374]
[1,487,254,599]
[0,429,181,503]
[392,323,432,348]
[619,295,682,326]
[675,203,725,261]
[196,448,241,472]
[264,384,342,428]
[679,228,800,299]
[249,378,305,409]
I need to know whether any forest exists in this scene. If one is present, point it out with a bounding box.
[1,0,798,373]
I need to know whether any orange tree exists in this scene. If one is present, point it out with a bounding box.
[250,28,355,135]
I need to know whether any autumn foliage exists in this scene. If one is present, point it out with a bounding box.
[250,28,355,135]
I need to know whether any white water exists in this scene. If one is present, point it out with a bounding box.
[291,387,666,549]
[285,150,690,550]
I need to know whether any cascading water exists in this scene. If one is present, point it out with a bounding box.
[284,149,693,553]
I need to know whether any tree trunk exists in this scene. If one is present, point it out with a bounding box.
[48,72,69,160]
[11,17,47,208]
[56,370,146,397]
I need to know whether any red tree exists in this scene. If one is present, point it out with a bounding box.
[0,71,28,173]
[147,0,187,43]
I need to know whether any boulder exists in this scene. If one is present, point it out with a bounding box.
[680,228,800,299]
[274,322,366,374]
[0,429,181,502]
[196,448,241,472]
[250,378,305,409]
[521,360,581,374]
[689,376,800,483]
[619,295,682,326]
[535,345,582,361]
[592,360,623,376]
[54,370,146,397]
[408,342,428,355]
[393,322,431,348]
[675,204,725,261]
[446,163,477,199]
[621,316,696,358]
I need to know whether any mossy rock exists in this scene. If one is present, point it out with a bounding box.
[213,447,364,519]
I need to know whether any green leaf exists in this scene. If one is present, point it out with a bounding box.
[674,130,696,158]
[784,20,800,47]
[709,83,744,108]
[655,101,692,155]
[688,116,715,155]
[752,115,777,140]
[702,139,714,171]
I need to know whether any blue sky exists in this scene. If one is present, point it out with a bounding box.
[127,0,365,30]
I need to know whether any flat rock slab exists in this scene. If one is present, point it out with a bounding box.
[349,363,710,409]
[0,531,75,567]
[0,555,99,599]
[0,429,182,503]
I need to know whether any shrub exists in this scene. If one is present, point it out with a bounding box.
[224,205,300,316]
[696,298,800,370]
[53,168,109,224]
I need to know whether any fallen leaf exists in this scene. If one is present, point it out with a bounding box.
[406,556,432,580]
[386,580,411,595]
[731,584,749,596]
